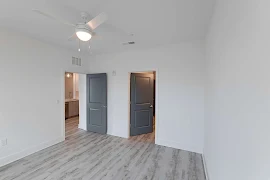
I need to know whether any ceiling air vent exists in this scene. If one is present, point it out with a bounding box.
[122,41,135,45]
[72,57,82,66]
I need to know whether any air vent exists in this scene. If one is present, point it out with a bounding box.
[122,41,135,45]
[72,57,82,66]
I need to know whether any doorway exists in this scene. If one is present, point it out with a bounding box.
[63,72,108,139]
[129,71,156,143]
[64,72,80,138]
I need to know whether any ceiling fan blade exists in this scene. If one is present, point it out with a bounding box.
[32,9,76,27]
[87,12,107,30]
[68,33,77,41]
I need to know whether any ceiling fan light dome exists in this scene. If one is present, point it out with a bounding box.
[76,31,92,41]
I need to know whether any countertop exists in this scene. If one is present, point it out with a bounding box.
[65,99,79,103]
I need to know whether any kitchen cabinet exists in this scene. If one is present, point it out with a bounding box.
[65,100,79,119]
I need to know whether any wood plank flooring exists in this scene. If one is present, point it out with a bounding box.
[0,117,206,180]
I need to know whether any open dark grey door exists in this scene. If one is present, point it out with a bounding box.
[87,73,107,134]
[130,73,154,136]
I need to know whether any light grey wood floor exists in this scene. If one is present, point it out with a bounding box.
[0,117,206,180]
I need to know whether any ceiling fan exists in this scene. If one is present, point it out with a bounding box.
[32,9,107,42]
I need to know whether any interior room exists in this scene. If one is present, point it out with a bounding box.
[0,0,269,180]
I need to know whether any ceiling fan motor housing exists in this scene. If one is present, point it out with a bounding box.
[76,23,92,35]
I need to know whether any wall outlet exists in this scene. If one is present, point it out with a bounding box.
[0,138,7,147]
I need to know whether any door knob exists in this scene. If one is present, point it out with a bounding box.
[150,105,153,108]
[103,105,107,108]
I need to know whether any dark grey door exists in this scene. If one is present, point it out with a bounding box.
[130,73,154,136]
[87,73,107,134]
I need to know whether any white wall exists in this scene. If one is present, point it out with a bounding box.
[204,0,270,179]
[0,28,89,167]
[78,74,87,131]
[88,42,205,153]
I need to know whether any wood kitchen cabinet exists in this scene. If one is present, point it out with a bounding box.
[66,100,79,119]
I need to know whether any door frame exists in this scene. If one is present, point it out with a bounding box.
[128,69,159,143]
[61,70,88,139]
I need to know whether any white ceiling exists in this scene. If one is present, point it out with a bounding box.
[0,0,215,54]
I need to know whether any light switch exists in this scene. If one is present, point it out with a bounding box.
[112,71,116,76]
[0,138,7,147]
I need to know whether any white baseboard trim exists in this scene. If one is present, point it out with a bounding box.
[202,154,209,180]
[78,124,86,131]
[0,136,65,168]
[107,132,129,139]
[155,138,202,154]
